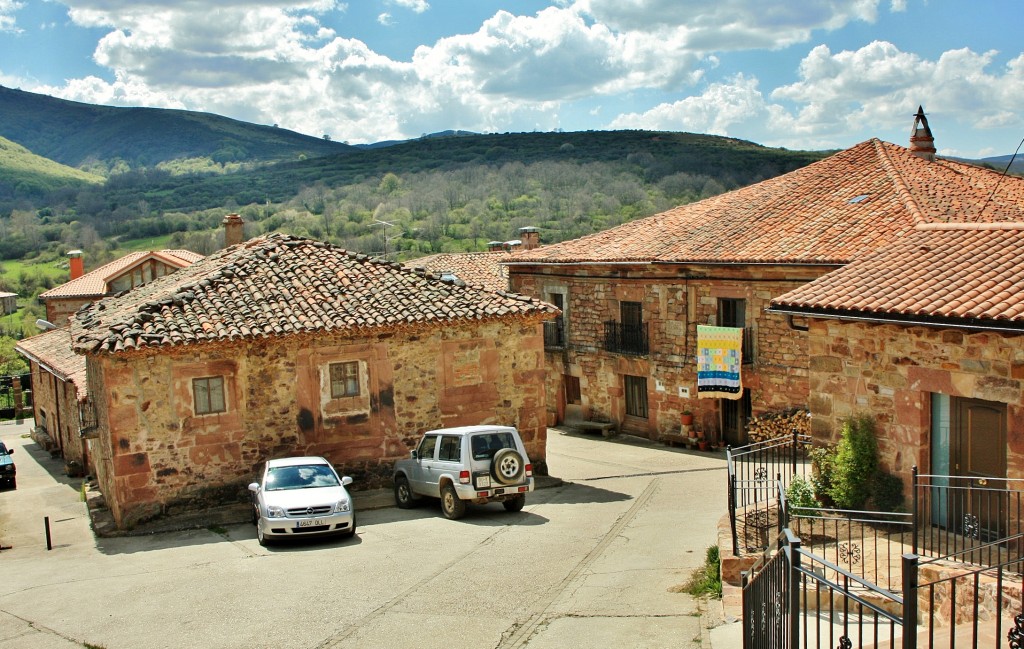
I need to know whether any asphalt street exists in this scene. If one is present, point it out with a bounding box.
[0,419,729,649]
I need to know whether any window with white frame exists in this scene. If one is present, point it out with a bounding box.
[329,361,360,399]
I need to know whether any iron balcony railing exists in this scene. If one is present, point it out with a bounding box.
[542,319,565,349]
[602,321,649,356]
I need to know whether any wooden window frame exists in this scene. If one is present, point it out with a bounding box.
[193,376,226,415]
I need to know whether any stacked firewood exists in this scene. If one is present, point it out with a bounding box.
[745,409,810,443]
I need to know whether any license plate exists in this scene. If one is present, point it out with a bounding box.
[297,518,325,528]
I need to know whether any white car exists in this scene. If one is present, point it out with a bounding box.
[393,425,534,519]
[248,456,356,546]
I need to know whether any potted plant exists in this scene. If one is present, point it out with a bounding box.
[680,410,693,426]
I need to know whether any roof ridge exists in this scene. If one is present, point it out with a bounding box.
[915,222,1024,231]
[872,138,929,225]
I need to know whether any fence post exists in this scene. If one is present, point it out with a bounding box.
[911,465,919,556]
[787,530,801,649]
[729,467,739,556]
[791,428,798,476]
[901,553,918,649]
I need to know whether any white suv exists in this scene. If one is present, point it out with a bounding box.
[393,425,534,519]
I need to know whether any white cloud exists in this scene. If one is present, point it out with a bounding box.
[388,0,429,13]
[572,0,882,50]
[604,42,1024,153]
[0,0,24,32]
[377,12,393,26]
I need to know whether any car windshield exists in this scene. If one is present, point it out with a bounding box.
[265,464,339,490]
[470,432,516,461]
[0,442,8,454]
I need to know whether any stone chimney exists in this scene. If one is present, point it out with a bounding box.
[909,106,936,162]
[223,213,245,248]
[518,226,541,250]
[68,250,84,280]
[487,240,504,252]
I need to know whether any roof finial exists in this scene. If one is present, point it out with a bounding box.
[909,106,936,162]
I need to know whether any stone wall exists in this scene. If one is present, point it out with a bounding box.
[806,320,1024,480]
[510,263,825,443]
[45,297,91,327]
[89,318,548,528]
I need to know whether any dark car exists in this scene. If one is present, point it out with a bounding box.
[0,441,15,489]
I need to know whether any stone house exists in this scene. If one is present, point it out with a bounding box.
[769,222,1024,486]
[39,248,204,327]
[506,113,1024,446]
[69,233,556,528]
[0,291,15,316]
[15,327,91,473]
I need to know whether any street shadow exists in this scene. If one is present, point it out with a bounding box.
[19,442,82,494]
[541,480,632,504]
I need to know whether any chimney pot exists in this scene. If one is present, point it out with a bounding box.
[518,226,541,250]
[223,213,245,248]
[909,106,936,162]
[68,249,84,280]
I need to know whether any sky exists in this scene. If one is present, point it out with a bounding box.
[0,1,1022,158]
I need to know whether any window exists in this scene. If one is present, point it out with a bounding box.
[564,375,581,405]
[193,376,226,415]
[621,301,642,328]
[718,298,745,328]
[544,292,566,348]
[417,435,438,460]
[438,435,462,462]
[624,375,648,419]
[329,361,360,398]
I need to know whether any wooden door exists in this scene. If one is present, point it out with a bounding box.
[952,398,1008,540]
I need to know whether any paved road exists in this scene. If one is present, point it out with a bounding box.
[0,420,727,649]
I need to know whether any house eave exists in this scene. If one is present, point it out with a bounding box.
[766,306,1024,334]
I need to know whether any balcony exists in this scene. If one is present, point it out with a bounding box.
[543,320,565,349]
[603,321,649,356]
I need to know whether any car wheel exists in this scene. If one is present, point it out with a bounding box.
[491,448,525,485]
[440,484,466,520]
[503,494,526,512]
[394,475,416,509]
[343,512,357,539]
[256,517,271,547]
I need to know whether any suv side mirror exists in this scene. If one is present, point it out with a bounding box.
[410,449,418,459]
[247,482,260,493]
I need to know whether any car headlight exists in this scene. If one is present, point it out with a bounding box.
[334,499,351,513]
[267,505,286,518]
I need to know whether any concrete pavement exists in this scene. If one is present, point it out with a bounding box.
[1,419,737,648]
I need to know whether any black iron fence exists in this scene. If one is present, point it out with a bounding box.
[742,527,1024,649]
[727,431,812,554]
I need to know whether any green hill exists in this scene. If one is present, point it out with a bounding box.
[0,135,103,200]
[0,85,352,170]
[99,129,827,213]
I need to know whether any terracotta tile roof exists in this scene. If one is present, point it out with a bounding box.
[508,139,1024,266]
[770,223,1024,327]
[403,251,512,292]
[15,328,88,399]
[40,250,204,299]
[71,234,559,354]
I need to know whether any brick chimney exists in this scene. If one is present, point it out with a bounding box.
[518,226,541,250]
[909,106,935,162]
[223,213,245,248]
[68,250,84,280]
[487,240,504,252]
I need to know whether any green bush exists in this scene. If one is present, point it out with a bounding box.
[827,415,878,509]
[786,475,817,511]
[871,471,904,512]
[808,445,837,507]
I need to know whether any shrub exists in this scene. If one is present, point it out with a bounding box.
[808,445,837,507]
[872,471,904,512]
[786,475,817,511]
[827,415,878,509]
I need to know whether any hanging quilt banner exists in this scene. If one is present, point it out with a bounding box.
[696,325,743,399]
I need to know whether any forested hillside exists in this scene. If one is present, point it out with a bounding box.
[0,136,102,201]
[0,85,351,171]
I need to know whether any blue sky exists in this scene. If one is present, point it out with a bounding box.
[0,1,1022,157]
